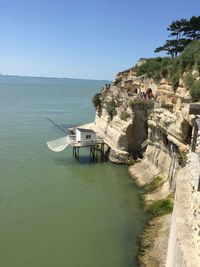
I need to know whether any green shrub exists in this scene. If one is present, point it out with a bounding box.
[120,111,131,121]
[143,176,163,193]
[183,72,194,89]
[190,80,200,101]
[92,93,102,109]
[160,66,169,78]
[106,99,117,118]
[152,72,162,83]
[132,99,154,109]
[179,40,200,73]
[126,158,136,166]
[195,53,200,73]
[136,41,200,93]
[147,194,174,216]
[171,74,180,91]
[127,98,133,108]
[136,57,172,79]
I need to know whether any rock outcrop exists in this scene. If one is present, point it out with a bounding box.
[93,84,153,163]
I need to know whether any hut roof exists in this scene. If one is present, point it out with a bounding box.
[76,128,96,134]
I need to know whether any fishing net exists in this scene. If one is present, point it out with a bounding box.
[46,136,71,152]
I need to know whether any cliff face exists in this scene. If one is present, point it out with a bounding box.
[166,153,200,267]
[129,76,194,186]
[93,84,153,163]
[94,64,194,166]
[93,61,200,266]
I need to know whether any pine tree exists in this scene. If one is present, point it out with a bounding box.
[155,16,200,57]
[185,16,200,40]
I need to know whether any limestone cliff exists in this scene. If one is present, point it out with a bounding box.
[124,65,200,266]
[166,153,200,267]
[93,62,194,166]
[129,74,196,194]
[93,73,154,163]
[92,57,200,266]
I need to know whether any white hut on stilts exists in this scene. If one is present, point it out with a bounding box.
[47,125,104,161]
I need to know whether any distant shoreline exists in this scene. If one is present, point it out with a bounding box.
[0,74,110,82]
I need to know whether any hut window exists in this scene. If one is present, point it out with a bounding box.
[86,135,91,139]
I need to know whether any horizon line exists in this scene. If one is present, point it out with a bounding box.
[0,73,112,82]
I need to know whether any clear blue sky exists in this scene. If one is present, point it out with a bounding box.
[0,0,199,80]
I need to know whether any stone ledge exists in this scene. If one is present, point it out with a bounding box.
[166,155,200,266]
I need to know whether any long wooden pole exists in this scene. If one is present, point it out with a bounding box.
[47,118,68,134]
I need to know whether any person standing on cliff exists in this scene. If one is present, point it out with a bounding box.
[146,88,154,99]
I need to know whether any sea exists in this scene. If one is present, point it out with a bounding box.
[0,75,147,267]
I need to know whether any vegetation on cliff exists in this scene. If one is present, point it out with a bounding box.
[190,80,200,101]
[120,110,130,121]
[129,98,154,109]
[155,16,200,57]
[92,93,102,110]
[140,174,174,217]
[136,16,200,99]
[136,40,200,100]
[143,175,163,193]
[106,99,117,119]
[146,194,174,216]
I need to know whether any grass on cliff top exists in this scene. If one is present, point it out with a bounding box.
[146,194,174,217]
[135,40,200,99]
[143,175,163,193]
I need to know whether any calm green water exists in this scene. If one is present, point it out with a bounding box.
[0,76,147,267]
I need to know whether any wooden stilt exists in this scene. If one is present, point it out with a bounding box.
[95,147,98,161]
[75,147,77,159]
[92,147,95,159]
[71,141,105,162]
[78,147,80,162]
[101,143,104,162]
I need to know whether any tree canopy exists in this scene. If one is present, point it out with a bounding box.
[155,16,200,57]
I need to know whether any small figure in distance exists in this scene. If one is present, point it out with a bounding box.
[146,88,154,99]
